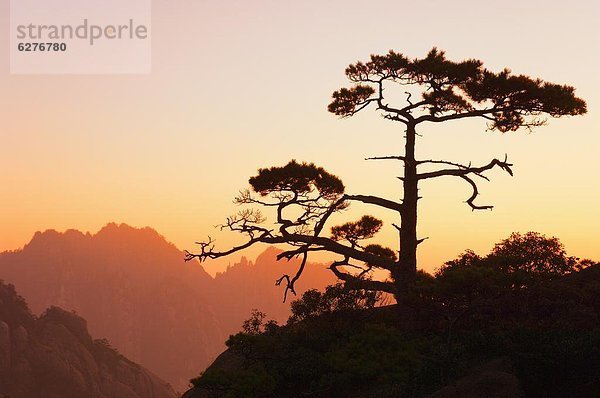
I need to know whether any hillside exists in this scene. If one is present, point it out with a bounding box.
[0,223,335,390]
[184,263,600,397]
[0,281,176,398]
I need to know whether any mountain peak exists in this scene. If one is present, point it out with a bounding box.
[22,223,179,256]
[26,228,87,250]
[94,222,164,241]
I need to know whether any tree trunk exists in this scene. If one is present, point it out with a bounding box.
[394,123,418,321]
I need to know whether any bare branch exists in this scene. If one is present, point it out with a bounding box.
[417,158,469,168]
[416,237,429,245]
[416,156,513,211]
[461,175,494,211]
[365,155,407,162]
[416,159,491,181]
[417,157,513,180]
[275,251,308,302]
[184,229,272,263]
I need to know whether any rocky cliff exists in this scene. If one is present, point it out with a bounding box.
[0,281,176,398]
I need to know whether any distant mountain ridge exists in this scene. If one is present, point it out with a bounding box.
[0,281,176,398]
[0,223,335,391]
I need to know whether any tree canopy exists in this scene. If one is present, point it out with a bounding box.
[187,48,587,303]
[328,48,586,131]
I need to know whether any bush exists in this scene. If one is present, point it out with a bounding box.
[288,283,381,324]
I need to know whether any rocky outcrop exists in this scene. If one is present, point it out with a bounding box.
[0,282,176,398]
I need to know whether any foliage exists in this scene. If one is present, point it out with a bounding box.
[288,283,381,324]
[329,48,586,131]
[242,309,268,335]
[249,160,345,200]
[488,231,579,276]
[330,215,383,247]
[364,244,397,261]
[190,235,599,397]
[436,232,588,290]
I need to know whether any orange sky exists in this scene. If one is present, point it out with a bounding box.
[1,0,599,274]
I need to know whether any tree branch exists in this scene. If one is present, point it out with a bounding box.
[329,257,397,294]
[345,194,403,212]
[275,251,308,302]
[417,156,513,180]
[184,229,272,262]
[375,79,411,124]
[461,175,494,211]
[415,107,498,124]
[365,155,407,162]
[187,230,395,271]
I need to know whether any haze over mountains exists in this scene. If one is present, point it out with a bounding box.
[0,223,334,391]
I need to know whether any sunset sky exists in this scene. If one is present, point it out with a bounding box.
[1,0,598,275]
